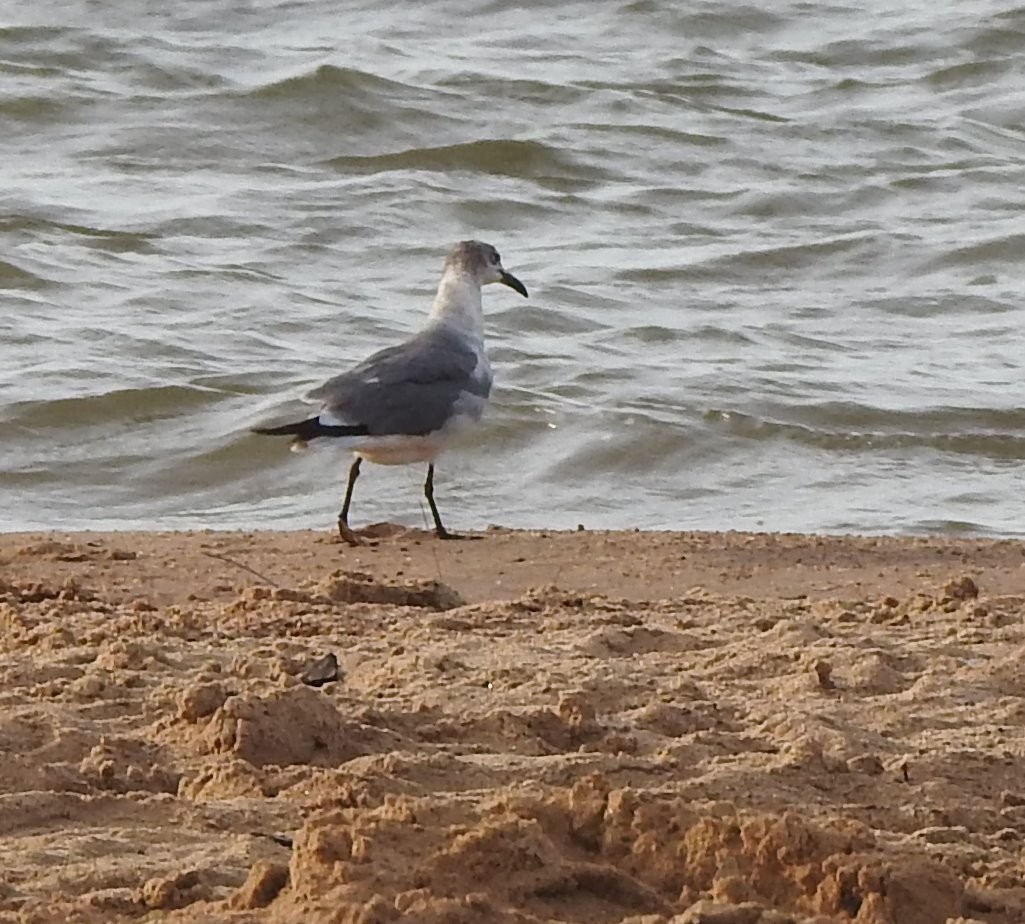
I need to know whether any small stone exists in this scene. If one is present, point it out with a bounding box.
[813,660,835,690]
[301,653,340,688]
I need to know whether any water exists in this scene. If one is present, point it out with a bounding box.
[3,0,1025,536]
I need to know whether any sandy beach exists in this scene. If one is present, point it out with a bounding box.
[1,526,1024,923]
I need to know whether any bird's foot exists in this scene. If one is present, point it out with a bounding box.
[336,523,362,547]
[435,529,481,541]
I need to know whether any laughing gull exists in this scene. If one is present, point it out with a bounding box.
[254,240,529,542]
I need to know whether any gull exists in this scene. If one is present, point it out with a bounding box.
[254,240,528,543]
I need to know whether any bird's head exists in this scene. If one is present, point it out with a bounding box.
[446,240,528,297]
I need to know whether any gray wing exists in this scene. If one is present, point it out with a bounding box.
[306,325,492,437]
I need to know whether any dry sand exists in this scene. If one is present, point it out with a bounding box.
[1,526,1025,924]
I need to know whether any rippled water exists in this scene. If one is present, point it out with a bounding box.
[3,0,1025,535]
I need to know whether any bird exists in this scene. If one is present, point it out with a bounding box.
[254,240,529,543]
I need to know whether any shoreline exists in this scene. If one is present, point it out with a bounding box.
[1,527,1024,922]
[4,525,1025,602]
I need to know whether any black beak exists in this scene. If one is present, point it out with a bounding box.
[499,270,529,298]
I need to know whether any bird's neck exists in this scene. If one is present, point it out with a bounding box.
[427,272,484,337]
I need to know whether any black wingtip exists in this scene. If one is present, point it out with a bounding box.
[251,420,309,438]
[253,417,370,442]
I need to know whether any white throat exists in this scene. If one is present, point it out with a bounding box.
[427,270,485,337]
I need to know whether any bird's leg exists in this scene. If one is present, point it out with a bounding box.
[337,457,362,545]
[424,463,458,539]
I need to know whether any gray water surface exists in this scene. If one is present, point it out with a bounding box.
[3,0,1025,535]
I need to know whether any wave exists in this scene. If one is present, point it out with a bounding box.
[1,385,224,431]
[323,139,610,185]
[703,405,1025,460]
[247,63,419,100]
[0,259,53,290]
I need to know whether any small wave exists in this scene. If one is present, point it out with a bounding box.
[0,259,52,290]
[324,139,609,186]
[924,58,1012,89]
[2,385,223,431]
[911,518,1001,536]
[712,105,789,124]
[725,402,1025,434]
[0,95,68,121]
[619,2,784,36]
[723,232,885,272]
[583,121,727,148]
[438,73,585,107]
[0,25,72,44]
[961,21,1025,57]
[538,418,701,482]
[248,63,415,100]
[934,232,1025,269]
[819,38,926,69]
[861,293,1015,318]
[232,63,434,137]
[615,232,882,284]
[490,302,603,337]
[14,217,157,255]
[703,406,1025,461]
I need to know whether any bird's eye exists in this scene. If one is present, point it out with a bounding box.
[491,250,501,264]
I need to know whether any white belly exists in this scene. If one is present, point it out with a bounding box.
[347,397,486,465]
[355,433,450,465]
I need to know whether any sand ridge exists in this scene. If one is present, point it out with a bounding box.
[1,527,1024,923]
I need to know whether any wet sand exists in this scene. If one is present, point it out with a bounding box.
[1,526,1024,923]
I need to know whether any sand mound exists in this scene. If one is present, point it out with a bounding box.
[196,685,403,767]
[284,775,963,923]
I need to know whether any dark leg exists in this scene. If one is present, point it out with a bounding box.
[424,463,457,539]
[337,457,362,543]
